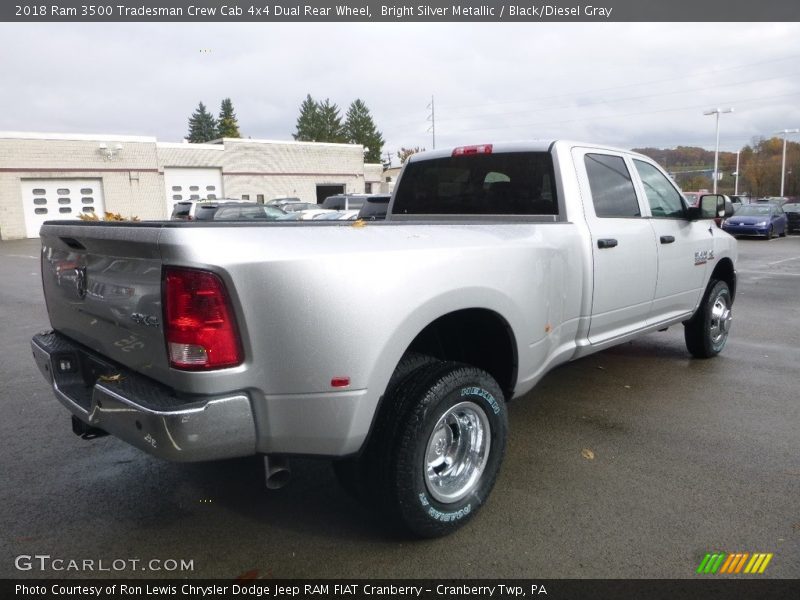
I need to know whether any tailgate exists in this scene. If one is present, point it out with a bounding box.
[40,223,169,378]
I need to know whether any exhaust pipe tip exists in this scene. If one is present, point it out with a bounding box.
[71,415,108,440]
[264,455,291,490]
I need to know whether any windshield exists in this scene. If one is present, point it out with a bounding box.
[282,202,318,212]
[735,205,773,217]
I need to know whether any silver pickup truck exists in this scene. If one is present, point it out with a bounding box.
[31,141,737,537]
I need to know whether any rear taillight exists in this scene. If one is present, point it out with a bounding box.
[452,144,493,157]
[163,267,243,370]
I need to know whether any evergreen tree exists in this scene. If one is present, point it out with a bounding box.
[317,98,346,143]
[344,99,385,163]
[293,94,321,141]
[217,98,241,138]
[187,102,218,143]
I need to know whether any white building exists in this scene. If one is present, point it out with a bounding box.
[0,131,384,239]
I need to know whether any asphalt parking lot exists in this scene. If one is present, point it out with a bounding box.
[1,234,798,579]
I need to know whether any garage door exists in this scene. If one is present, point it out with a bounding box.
[163,168,223,217]
[21,179,105,238]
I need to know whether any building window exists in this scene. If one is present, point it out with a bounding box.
[206,185,216,191]
[59,207,72,214]
[257,194,264,203]
[57,188,70,195]
[189,185,199,191]
[33,198,47,205]
[81,197,94,204]
[172,186,182,191]
[32,188,46,195]
[190,194,200,200]
[82,207,95,213]
[207,194,217,200]
[172,194,182,201]
[80,188,93,195]
[242,194,250,200]
[365,183,373,193]
[58,198,71,205]
[35,208,48,215]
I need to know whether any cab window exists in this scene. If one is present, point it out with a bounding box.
[634,160,685,218]
[584,154,640,218]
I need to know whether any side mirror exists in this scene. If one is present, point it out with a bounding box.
[699,194,727,219]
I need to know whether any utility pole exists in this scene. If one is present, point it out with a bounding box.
[776,129,800,197]
[703,107,733,194]
[427,95,436,149]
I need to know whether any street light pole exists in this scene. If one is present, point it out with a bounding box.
[704,107,734,194]
[776,128,799,197]
[734,151,740,195]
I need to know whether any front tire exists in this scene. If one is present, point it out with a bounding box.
[765,226,773,240]
[683,279,733,358]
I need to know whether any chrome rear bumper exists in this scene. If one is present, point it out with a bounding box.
[31,332,257,462]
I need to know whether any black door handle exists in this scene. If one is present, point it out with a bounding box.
[660,235,675,244]
[597,238,618,249]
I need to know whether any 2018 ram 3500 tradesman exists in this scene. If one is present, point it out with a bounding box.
[31,141,737,537]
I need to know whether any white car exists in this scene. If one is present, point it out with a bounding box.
[312,210,359,220]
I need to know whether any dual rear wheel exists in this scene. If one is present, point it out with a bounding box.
[334,356,507,538]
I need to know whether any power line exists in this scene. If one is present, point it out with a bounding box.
[380,52,800,132]
[447,90,800,136]
[432,71,800,124]
[436,52,800,113]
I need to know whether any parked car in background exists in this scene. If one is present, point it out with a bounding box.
[171,199,245,221]
[278,201,321,213]
[321,194,369,211]
[294,208,336,220]
[265,197,301,206]
[683,190,710,206]
[213,203,286,221]
[170,201,195,221]
[357,195,391,220]
[277,208,337,220]
[729,194,750,208]
[756,196,789,206]
[722,203,788,239]
[311,210,359,220]
[783,202,800,233]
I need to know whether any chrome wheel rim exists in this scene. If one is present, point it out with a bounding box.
[424,401,491,504]
[710,293,732,344]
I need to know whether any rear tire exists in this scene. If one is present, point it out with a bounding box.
[333,352,438,502]
[381,362,507,537]
[683,279,733,358]
[337,360,508,538]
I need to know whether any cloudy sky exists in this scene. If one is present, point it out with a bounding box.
[2,22,799,163]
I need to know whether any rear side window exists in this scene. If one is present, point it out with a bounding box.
[194,205,219,220]
[634,160,685,218]
[171,203,191,217]
[584,154,640,218]
[392,152,558,215]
